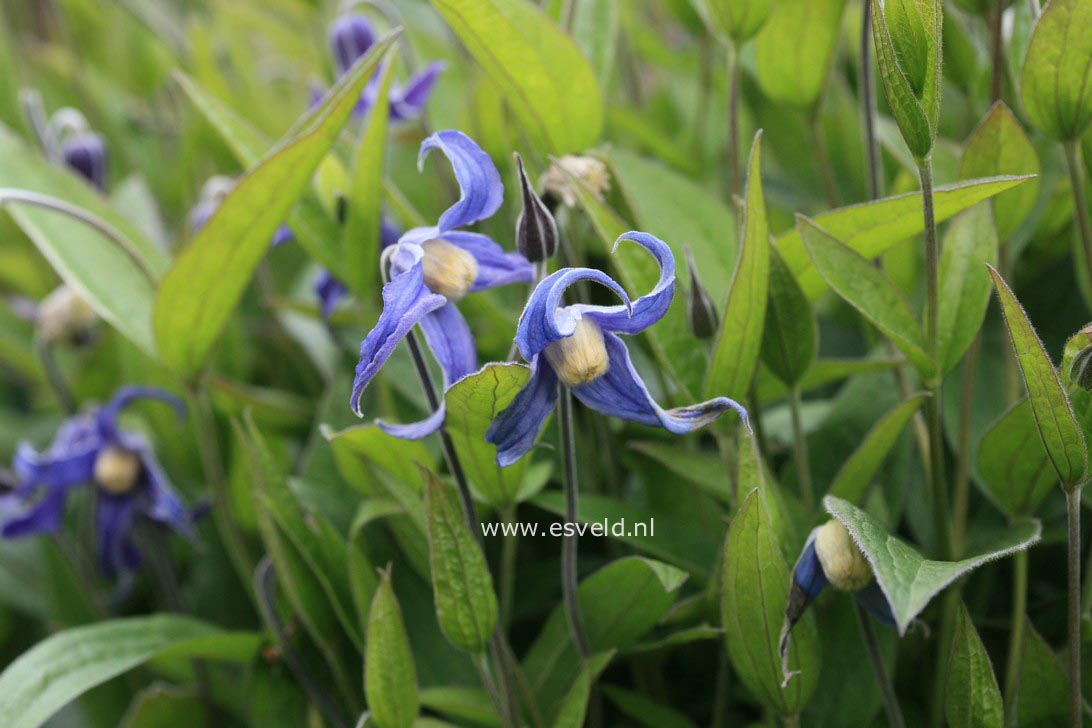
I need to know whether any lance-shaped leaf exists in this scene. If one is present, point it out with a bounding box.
[431,0,603,155]
[722,489,820,716]
[988,266,1088,489]
[1019,0,1092,141]
[946,603,1004,728]
[829,393,928,504]
[958,102,1040,241]
[754,0,846,108]
[552,652,614,728]
[870,0,943,159]
[799,216,932,378]
[706,131,769,401]
[366,569,419,728]
[701,0,773,41]
[977,400,1056,518]
[824,495,1041,635]
[422,468,498,656]
[761,244,816,386]
[154,34,398,377]
[1017,619,1070,726]
[937,206,998,372]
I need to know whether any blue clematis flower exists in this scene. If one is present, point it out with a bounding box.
[326,13,444,122]
[486,232,748,466]
[1,387,193,582]
[350,130,534,436]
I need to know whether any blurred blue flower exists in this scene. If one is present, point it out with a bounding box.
[1,387,193,581]
[313,219,401,319]
[486,232,748,466]
[61,130,107,191]
[350,130,533,436]
[327,13,444,121]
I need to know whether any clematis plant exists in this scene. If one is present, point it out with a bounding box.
[0,387,193,583]
[350,130,533,435]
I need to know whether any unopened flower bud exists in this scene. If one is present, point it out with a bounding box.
[684,246,718,339]
[61,131,107,191]
[814,520,872,592]
[36,285,97,345]
[94,446,142,495]
[329,13,376,75]
[515,154,559,263]
[1066,324,1092,391]
[540,155,610,208]
[421,239,478,301]
[544,316,610,386]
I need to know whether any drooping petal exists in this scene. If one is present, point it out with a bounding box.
[854,582,896,627]
[486,357,559,467]
[351,250,447,416]
[135,446,194,538]
[390,62,445,121]
[578,231,676,335]
[1,487,68,538]
[378,403,447,441]
[418,303,478,385]
[12,440,98,496]
[96,387,185,443]
[95,493,140,578]
[443,231,534,292]
[418,130,503,233]
[572,333,747,432]
[515,268,631,361]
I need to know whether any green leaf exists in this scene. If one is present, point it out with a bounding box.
[829,393,928,504]
[775,176,1035,300]
[946,603,1004,728]
[629,441,731,504]
[755,357,905,402]
[988,266,1088,488]
[823,495,1041,635]
[444,362,531,506]
[937,206,998,372]
[977,399,1056,518]
[0,615,258,728]
[799,217,932,378]
[1017,619,1069,726]
[1019,0,1092,140]
[722,488,819,716]
[569,0,619,87]
[431,0,603,155]
[754,0,846,108]
[871,0,942,159]
[154,35,397,377]
[121,684,205,728]
[700,0,773,41]
[552,652,614,728]
[419,686,500,728]
[602,686,700,728]
[367,570,419,728]
[958,102,1041,241]
[706,132,769,401]
[422,468,498,656]
[760,244,816,386]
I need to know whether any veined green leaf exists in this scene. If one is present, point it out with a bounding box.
[937,206,998,372]
[422,468,498,656]
[569,0,619,87]
[700,0,773,41]
[977,399,1056,518]
[988,266,1088,489]
[0,615,259,728]
[824,495,1041,635]
[706,132,769,401]
[154,35,397,376]
[829,393,928,504]
[1019,0,1092,141]
[722,489,819,716]
[799,217,932,378]
[431,0,603,155]
[754,0,846,108]
[946,603,1004,728]
[629,441,731,504]
[760,244,816,386]
[552,652,614,728]
[366,569,420,728]
[958,102,1040,241]
[1017,619,1069,726]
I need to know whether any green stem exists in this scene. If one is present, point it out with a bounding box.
[499,503,518,630]
[35,336,76,415]
[559,383,592,661]
[1068,487,1083,728]
[860,0,882,200]
[710,649,730,728]
[1064,140,1092,298]
[952,335,981,557]
[787,384,814,513]
[809,111,839,208]
[989,0,1005,103]
[1003,548,1029,726]
[727,41,741,201]
[855,602,906,728]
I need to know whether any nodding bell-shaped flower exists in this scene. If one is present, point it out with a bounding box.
[349,130,534,435]
[485,232,748,466]
[35,284,98,345]
[326,12,444,122]
[539,154,610,208]
[49,108,107,190]
[0,387,194,583]
[515,154,559,263]
[684,246,718,340]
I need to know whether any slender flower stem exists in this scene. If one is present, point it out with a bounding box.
[1003,548,1029,726]
[855,602,906,728]
[989,0,1005,103]
[499,503,518,630]
[1067,487,1083,728]
[860,0,882,201]
[952,335,981,557]
[726,41,741,201]
[787,384,814,514]
[558,383,592,661]
[809,111,839,208]
[35,336,76,415]
[1063,140,1092,296]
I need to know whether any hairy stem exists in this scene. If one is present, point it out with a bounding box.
[559,383,592,660]
[860,0,883,201]
[788,384,814,513]
[855,602,906,728]
[1063,141,1092,298]
[952,335,981,557]
[1068,487,1083,728]
[1003,549,1028,726]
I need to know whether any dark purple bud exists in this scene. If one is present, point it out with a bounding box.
[684,246,718,339]
[61,132,107,191]
[515,154,559,263]
[329,13,377,76]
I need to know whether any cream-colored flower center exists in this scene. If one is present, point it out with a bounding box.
[94,446,142,495]
[544,317,610,387]
[814,520,873,592]
[420,239,478,301]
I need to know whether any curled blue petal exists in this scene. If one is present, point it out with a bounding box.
[96,387,185,443]
[515,268,631,361]
[418,130,503,233]
[418,303,478,386]
[572,332,747,432]
[12,439,98,496]
[351,250,447,416]
[378,402,446,440]
[580,231,676,335]
[390,62,445,121]
[1,488,68,538]
[791,528,829,604]
[486,357,559,467]
[443,231,534,292]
